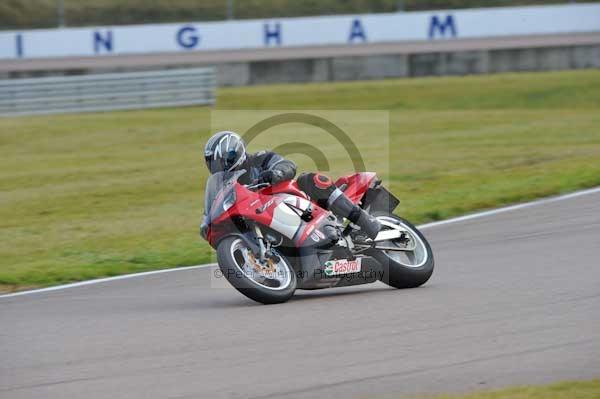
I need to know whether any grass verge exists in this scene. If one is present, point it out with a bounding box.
[1,69,600,292]
[410,379,600,399]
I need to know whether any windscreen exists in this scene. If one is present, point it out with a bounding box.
[203,169,245,224]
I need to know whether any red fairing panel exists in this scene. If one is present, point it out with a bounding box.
[207,184,272,246]
[260,180,309,199]
[295,211,329,246]
[208,183,319,246]
[334,172,377,204]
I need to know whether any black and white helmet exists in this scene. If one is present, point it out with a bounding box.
[204,131,247,174]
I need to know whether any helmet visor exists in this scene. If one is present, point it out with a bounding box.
[205,150,224,174]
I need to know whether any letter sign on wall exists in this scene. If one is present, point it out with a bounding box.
[0,4,599,60]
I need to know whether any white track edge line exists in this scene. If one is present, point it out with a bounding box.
[0,264,217,299]
[418,186,600,229]
[2,186,599,300]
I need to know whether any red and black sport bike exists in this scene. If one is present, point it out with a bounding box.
[204,169,434,304]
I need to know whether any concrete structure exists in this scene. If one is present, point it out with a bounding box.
[1,33,599,85]
[215,34,600,85]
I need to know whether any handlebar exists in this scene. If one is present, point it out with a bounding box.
[244,182,271,190]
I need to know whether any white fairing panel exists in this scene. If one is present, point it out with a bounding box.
[268,195,310,239]
[270,203,302,239]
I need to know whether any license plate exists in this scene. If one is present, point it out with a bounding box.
[324,258,362,276]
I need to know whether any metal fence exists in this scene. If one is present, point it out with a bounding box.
[0,67,216,116]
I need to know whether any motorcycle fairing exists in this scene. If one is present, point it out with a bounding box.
[293,246,383,290]
[207,172,377,246]
[362,185,400,214]
[260,180,309,199]
[334,172,377,204]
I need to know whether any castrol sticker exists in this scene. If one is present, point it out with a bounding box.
[324,258,362,276]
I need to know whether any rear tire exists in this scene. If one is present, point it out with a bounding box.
[369,213,434,289]
[217,236,297,304]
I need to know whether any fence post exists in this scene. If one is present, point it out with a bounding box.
[57,0,66,27]
[227,0,235,20]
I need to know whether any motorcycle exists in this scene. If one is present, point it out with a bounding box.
[203,169,434,304]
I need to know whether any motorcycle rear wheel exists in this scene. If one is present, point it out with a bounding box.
[217,236,297,304]
[369,213,434,289]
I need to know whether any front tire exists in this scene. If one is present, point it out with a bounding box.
[217,236,297,304]
[369,213,434,289]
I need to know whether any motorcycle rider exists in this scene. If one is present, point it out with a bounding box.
[202,131,381,239]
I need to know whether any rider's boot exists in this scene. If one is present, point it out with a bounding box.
[328,189,381,240]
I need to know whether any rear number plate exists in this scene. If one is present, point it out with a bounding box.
[324,258,362,276]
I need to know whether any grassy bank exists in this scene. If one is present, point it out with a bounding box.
[3,0,600,29]
[1,69,600,292]
[415,379,600,399]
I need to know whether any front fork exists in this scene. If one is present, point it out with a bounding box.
[252,223,283,263]
[253,224,267,260]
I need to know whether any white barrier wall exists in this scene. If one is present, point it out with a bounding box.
[1,3,600,60]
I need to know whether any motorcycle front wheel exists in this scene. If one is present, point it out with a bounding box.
[216,236,297,304]
[369,213,434,289]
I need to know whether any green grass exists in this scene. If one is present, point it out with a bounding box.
[1,69,600,292]
[3,0,600,29]
[413,379,600,399]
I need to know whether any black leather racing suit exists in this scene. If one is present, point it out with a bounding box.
[237,150,297,185]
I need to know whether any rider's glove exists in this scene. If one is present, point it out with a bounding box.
[258,169,283,184]
[200,222,209,240]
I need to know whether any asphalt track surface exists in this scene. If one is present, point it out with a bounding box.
[2,190,600,399]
